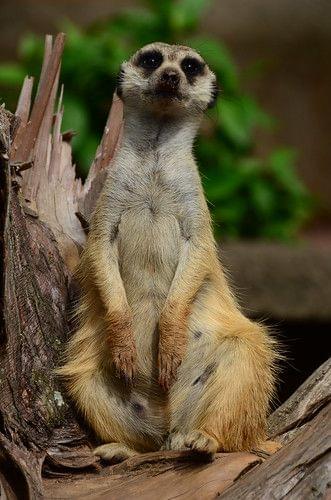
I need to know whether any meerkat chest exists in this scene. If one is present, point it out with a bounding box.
[109,151,200,290]
[112,151,200,230]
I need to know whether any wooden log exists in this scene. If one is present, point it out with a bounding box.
[0,36,99,498]
[268,357,331,443]
[43,451,263,499]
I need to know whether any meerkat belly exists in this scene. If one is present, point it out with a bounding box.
[117,202,182,369]
[118,207,181,305]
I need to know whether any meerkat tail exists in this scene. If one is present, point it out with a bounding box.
[199,321,278,452]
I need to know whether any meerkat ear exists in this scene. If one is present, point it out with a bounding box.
[207,79,219,109]
[116,66,125,98]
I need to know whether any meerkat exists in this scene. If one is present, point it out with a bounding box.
[58,42,277,462]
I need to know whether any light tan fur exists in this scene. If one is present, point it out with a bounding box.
[58,42,277,462]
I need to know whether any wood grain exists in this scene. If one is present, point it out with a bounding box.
[43,451,263,499]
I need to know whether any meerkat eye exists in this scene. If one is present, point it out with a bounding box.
[136,50,163,71]
[181,57,205,79]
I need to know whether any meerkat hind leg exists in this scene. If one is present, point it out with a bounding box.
[93,443,139,463]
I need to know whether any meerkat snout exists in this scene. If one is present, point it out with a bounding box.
[159,68,181,91]
[117,42,218,115]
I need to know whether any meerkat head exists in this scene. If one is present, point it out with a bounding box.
[116,42,218,117]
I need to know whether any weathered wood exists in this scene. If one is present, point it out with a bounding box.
[268,357,331,442]
[13,37,123,271]
[14,76,34,131]
[17,35,84,271]
[78,93,123,225]
[219,403,331,499]
[10,34,65,166]
[0,433,43,499]
[43,450,263,499]
[0,37,96,496]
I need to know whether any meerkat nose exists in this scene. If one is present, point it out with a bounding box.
[160,69,180,89]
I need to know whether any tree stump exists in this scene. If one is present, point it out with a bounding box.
[0,34,330,499]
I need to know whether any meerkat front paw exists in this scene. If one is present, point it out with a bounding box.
[158,351,182,391]
[94,443,138,463]
[112,344,137,386]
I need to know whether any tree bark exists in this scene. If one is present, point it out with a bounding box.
[0,34,330,499]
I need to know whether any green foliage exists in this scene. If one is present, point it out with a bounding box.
[0,0,312,240]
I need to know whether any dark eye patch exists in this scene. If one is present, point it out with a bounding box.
[181,57,205,81]
[136,50,163,71]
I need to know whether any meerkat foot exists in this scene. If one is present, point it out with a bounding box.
[93,443,138,463]
[161,432,189,451]
[161,430,218,456]
[184,430,218,455]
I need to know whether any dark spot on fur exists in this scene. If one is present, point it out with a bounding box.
[193,363,216,385]
[109,224,119,243]
[193,330,203,339]
[179,222,191,241]
[132,401,145,417]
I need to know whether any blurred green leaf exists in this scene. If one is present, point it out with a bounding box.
[76,134,99,174]
[62,95,88,139]
[0,64,25,86]
[187,36,239,93]
[170,0,211,32]
[19,33,42,59]
[220,98,252,148]
[250,179,275,217]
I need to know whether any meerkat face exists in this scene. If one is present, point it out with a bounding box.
[116,42,218,116]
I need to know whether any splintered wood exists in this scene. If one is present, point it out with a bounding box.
[10,33,123,271]
[0,33,330,500]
